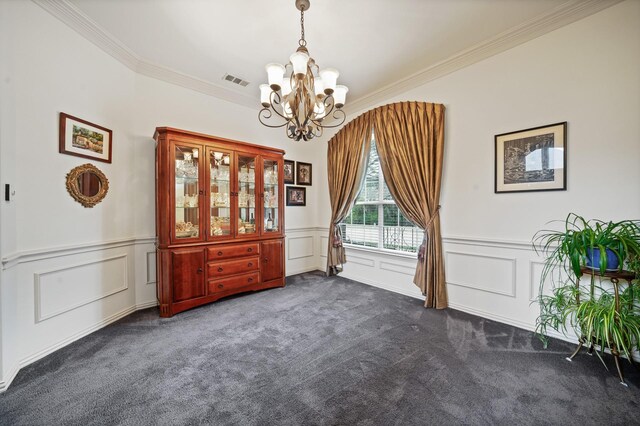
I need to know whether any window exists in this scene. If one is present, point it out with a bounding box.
[339,137,422,254]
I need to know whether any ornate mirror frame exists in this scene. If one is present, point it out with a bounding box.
[66,163,109,208]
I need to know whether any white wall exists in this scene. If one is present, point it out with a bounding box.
[1,0,637,393]
[316,0,640,338]
[0,0,324,391]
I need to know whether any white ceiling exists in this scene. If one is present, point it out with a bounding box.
[53,0,619,112]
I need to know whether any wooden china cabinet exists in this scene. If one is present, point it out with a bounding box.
[154,127,285,317]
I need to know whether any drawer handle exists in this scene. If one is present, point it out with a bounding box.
[247,247,253,252]
[197,268,203,274]
[217,251,223,256]
[248,277,253,283]
[217,267,223,272]
[218,284,224,289]
[248,262,253,267]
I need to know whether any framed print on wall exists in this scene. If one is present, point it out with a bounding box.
[284,159,295,184]
[59,112,113,163]
[296,161,312,186]
[495,122,567,193]
[286,186,306,206]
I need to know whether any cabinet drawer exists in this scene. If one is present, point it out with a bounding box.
[207,243,260,261]
[208,256,260,278]
[208,272,260,294]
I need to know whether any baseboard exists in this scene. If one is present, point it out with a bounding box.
[0,363,20,393]
[286,266,323,276]
[135,300,159,310]
[0,301,152,393]
[340,271,425,301]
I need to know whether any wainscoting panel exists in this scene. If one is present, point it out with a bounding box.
[34,254,128,322]
[380,260,414,276]
[348,254,375,268]
[445,251,517,297]
[288,236,314,260]
[285,228,323,276]
[529,260,546,302]
[146,251,156,285]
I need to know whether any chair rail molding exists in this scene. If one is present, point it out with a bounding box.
[1,236,156,270]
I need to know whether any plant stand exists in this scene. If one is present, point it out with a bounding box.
[566,268,636,386]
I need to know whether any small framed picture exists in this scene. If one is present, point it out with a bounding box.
[296,161,312,186]
[286,186,306,206]
[284,159,295,184]
[59,113,112,163]
[495,122,567,193]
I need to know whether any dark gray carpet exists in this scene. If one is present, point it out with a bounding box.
[1,271,639,425]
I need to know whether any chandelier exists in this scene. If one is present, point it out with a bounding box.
[258,0,348,141]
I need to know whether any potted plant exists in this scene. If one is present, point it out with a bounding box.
[533,213,640,362]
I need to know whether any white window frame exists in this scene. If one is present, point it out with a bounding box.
[340,138,422,256]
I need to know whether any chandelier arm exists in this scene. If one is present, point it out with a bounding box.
[258,108,290,129]
[265,90,293,122]
[321,94,337,118]
[311,108,346,129]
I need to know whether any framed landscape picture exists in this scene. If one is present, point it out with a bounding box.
[284,159,295,184]
[286,186,306,206]
[59,112,112,163]
[495,122,567,193]
[296,161,312,186]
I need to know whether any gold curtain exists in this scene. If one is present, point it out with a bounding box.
[326,113,372,275]
[371,102,447,308]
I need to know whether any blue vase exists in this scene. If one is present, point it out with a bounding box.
[585,247,620,271]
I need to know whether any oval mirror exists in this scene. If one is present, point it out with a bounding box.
[66,163,109,207]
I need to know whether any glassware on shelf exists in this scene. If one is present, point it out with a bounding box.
[175,221,198,238]
[210,216,230,236]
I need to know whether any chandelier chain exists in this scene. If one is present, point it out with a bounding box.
[299,7,306,47]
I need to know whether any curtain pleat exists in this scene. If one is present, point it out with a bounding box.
[371,102,447,308]
[325,113,372,275]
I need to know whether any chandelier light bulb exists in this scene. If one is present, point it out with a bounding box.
[283,101,293,119]
[290,51,310,78]
[314,80,324,98]
[313,101,326,119]
[265,63,286,91]
[259,84,272,107]
[282,78,293,97]
[333,85,349,108]
[319,68,339,94]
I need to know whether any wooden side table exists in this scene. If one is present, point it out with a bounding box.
[566,267,636,386]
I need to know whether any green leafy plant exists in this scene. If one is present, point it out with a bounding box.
[533,213,640,280]
[533,213,640,356]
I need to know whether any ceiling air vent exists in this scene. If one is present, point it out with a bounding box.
[222,74,250,87]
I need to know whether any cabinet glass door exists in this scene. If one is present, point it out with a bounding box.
[174,145,201,240]
[237,154,257,236]
[209,149,232,238]
[263,159,279,233]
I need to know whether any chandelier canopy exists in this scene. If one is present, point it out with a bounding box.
[258,0,348,141]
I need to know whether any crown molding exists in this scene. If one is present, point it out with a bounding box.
[32,0,139,69]
[344,0,623,115]
[32,0,257,109]
[33,0,622,115]
[135,61,257,109]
